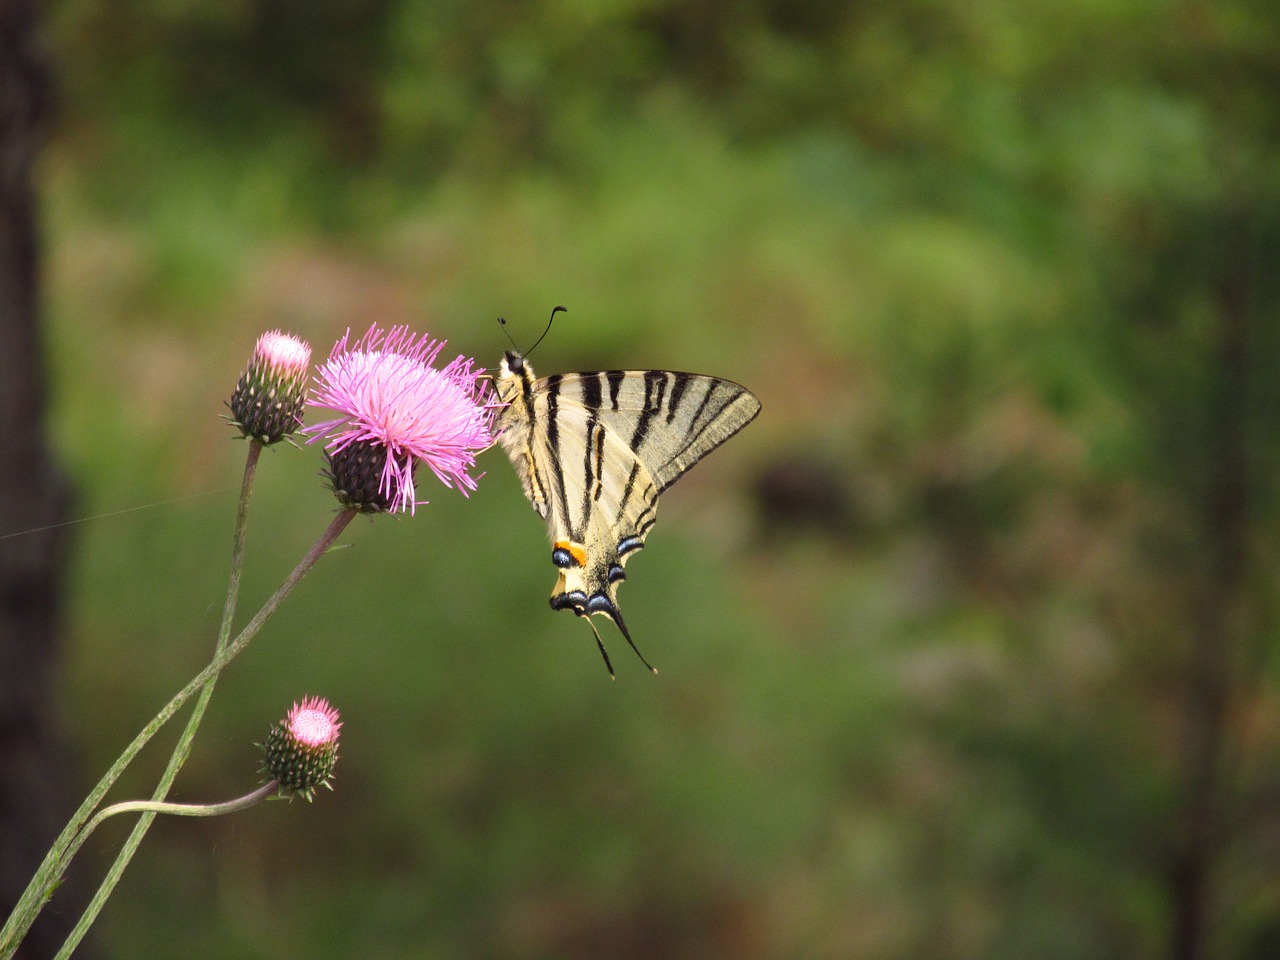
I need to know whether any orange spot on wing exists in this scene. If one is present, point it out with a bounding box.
[554,540,588,567]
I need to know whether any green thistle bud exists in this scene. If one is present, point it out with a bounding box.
[230,330,312,444]
[261,696,342,801]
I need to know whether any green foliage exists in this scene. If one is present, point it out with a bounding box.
[35,0,1280,957]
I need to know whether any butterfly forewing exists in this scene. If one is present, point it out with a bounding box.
[543,370,762,492]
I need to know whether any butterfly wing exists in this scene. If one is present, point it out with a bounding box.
[548,370,762,493]
[495,362,761,674]
[496,382,658,672]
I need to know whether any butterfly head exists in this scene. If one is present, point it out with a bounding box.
[501,350,526,376]
[496,350,532,405]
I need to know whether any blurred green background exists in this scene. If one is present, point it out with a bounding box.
[30,0,1280,957]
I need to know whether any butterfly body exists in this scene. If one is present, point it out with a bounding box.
[494,350,761,675]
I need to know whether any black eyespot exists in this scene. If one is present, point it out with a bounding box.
[552,590,587,612]
[587,593,615,614]
[552,547,575,568]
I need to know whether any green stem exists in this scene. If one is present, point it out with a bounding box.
[55,443,261,956]
[56,782,280,873]
[0,442,258,960]
[0,502,356,960]
[93,781,280,819]
[52,505,355,960]
[131,440,260,837]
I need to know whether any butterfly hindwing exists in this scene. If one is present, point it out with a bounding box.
[505,376,662,663]
[563,402,665,647]
[495,355,761,675]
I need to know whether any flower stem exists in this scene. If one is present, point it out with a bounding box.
[0,500,357,960]
[141,440,260,822]
[54,782,280,874]
[50,505,355,960]
[146,442,259,801]
[93,780,280,819]
[0,440,259,960]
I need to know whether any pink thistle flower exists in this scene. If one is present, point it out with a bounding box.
[262,696,343,800]
[287,695,343,748]
[229,330,313,444]
[304,325,494,514]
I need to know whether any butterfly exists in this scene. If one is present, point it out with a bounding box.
[493,308,762,676]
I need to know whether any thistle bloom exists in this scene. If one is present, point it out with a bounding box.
[229,330,312,444]
[262,696,343,800]
[305,325,493,514]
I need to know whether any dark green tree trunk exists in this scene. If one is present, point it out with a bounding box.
[0,2,80,956]
[1168,204,1268,960]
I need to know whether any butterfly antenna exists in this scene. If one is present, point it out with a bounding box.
[581,614,616,680]
[524,305,566,359]
[497,316,519,351]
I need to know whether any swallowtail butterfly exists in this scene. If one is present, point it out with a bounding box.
[494,308,761,676]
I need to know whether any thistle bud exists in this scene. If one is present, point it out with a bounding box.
[230,330,312,444]
[262,696,342,800]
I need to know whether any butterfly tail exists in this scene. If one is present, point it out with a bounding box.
[600,603,658,675]
[580,615,616,680]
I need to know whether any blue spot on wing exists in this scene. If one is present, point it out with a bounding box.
[587,593,616,615]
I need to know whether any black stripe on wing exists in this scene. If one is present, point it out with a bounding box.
[590,421,607,502]
[544,374,573,534]
[628,371,668,453]
[665,372,692,423]
[616,461,641,524]
[579,372,607,505]
[654,378,760,492]
[580,371,603,411]
[606,370,626,410]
